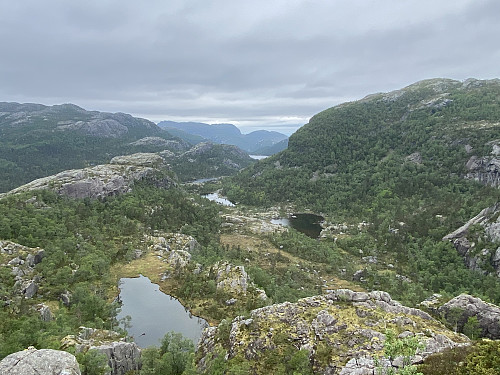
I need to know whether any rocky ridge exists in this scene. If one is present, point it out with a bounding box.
[0,102,158,138]
[1,153,175,199]
[197,289,468,374]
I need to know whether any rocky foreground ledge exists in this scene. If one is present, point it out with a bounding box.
[0,347,81,375]
[197,289,469,374]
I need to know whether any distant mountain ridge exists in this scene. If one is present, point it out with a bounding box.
[157,120,288,154]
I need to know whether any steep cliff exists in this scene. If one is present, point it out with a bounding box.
[443,203,500,276]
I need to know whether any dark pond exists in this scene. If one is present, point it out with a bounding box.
[117,275,208,348]
[271,213,324,238]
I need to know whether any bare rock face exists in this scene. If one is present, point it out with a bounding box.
[210,261,249,294]
[443,203,500,276]
[61,327,141,375]
[197,289,468,374]
[2,153,175,199]
[0,347,81,375]
[465,155,500,187]
[438,294,500,339]
[93,342,141,375]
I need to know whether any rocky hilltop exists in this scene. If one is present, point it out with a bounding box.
[161,141,255,182]
[1,153,176,199]
[0,102,182,192]
[197,289,468,374]
[0,102,158,138]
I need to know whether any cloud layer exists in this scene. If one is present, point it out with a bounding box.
[1,0,499,134]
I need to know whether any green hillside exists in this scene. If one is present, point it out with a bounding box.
[225,78,500,215]
[0,103,185,192]
[223,78,500,304]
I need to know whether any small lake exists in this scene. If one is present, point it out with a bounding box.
[117,275,208,347]
[271,213,324,238]
[249,155,268,160]
[203,192,235,206]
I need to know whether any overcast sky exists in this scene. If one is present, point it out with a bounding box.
[1,0,499,135]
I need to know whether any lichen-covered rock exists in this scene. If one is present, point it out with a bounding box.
[2,153,175,199]
[147,233,198,275]
[197,290,468,374]
[210,261,249,294]
[438,294,500,339]
[110,153,165,167]
[465,155,500,187]
[0,347,81,375]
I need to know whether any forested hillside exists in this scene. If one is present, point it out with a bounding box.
[224,78,500,305]
[0,103,184,192]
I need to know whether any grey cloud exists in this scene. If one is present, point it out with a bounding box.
[0,0,499,134]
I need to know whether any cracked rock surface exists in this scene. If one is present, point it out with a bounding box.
[0,347,81,375]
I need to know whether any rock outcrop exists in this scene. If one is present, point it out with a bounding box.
[0,240,45,300]
[465,155,500,187]
[61,327,141,375]
[443,203,500,276]
[438,294,500,339]
[0,347,81,375]
[210,261,250,294]
[197,289,468,374]
[129,137,189,150]
[147,233,199,276]
[2,153,175,199]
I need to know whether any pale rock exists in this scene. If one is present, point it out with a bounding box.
[0,347,81,375]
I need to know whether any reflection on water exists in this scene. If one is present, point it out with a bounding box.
[271,213,324,238]
[117,275,208,347]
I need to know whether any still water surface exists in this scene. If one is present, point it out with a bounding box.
[271,213,324,238]
[117,275,208,347]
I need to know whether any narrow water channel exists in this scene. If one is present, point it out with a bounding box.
[117,275,208,347]
[202,192,235,206]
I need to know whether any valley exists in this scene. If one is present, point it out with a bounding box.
[2,78,500,374]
